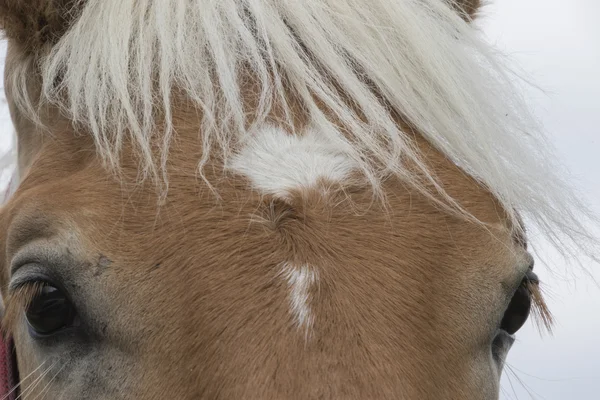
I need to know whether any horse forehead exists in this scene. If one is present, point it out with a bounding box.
[6,122,517,255]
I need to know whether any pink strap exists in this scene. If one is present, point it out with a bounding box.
[0,334,18,400]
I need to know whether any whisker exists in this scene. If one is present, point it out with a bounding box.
[34,363,67,400]
[0,359,48,400]
[15,362,55,400]
[507,363,598,382]
[503,367,520,400]
[505,363,546,400]
[15,366,52,400]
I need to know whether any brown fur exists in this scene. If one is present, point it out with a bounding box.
[0,0,80,51]
[0,1,548,399]
[455,0,482,20]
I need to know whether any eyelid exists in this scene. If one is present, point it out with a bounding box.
[9,241,70,292]
[500,251,535,304]
[10,242,48,276]
[516,251,535,281]
[8,263,54,293]
[524,251,535,270]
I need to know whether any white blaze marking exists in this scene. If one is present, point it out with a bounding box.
[228,126,358,198]
[280,263,319,333]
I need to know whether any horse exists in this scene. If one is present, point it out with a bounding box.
[0,0,595,398]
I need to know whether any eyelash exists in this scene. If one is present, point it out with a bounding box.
[2,281,45,335]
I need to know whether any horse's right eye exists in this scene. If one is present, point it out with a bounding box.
[26,283,76,336]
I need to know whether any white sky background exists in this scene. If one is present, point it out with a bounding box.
[0,1,598,399]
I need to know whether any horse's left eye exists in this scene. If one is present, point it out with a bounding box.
[26,283,76,336]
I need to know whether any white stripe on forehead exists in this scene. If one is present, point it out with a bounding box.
[228,126,358,198]
[279,263,319,336]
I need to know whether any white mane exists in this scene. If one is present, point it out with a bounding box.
[5,0,598,260]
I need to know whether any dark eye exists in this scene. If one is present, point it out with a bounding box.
[499,270,538,335]
[26,283,76,336]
